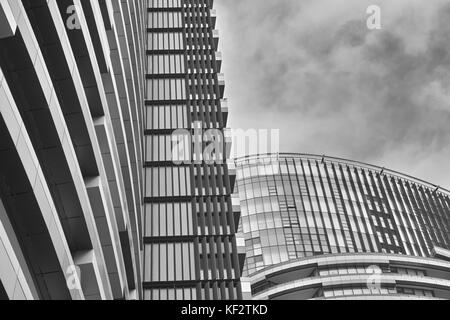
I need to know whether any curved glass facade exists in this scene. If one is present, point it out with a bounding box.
[235,154,450,278]
[249,253,450,300]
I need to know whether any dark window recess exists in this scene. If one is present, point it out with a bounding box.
[0,280,8,300]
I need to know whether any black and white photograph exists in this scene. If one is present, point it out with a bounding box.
[0,0,449,311]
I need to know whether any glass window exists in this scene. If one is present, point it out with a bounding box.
[183,243,190,280]
[148,32,184,50]
[168,289,175,300]
[179,167,186,195]
[338,268,348,275]
[174,203,181,235]
[353,288,363,295]
[175,243,183,281]
[334,289,344,296]
[151,204,159,236]
[152,244,159,280]
[343,288,353,296]
[181,203,188,235]
[148,0,182,9]
[190,243,196,280]
[166,204,174,236]
[147,79,186,101]
[144,246,151,280]
[167,243,174,281]
[160,204,167,236]
[324,291,333,298]
[148,54,185,74]
[160,244,167,281]
[145,167,191,197]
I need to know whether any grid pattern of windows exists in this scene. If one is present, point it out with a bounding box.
[396,287,434,297]
[146,79,187,100]
[391,266,426,277]
[144,283,241,300]
[318,266,388,277]
[148,0,182,9]
[144,242,196,282]
[145,167,192,197]
[145,135,175,162]
[144,287,197,300]
[148,12,183,28]
[323,286,434,298]
[323,286,396,298]
[236,154,450,277]
[322,285,434,298]
[148,54,185,74]
[145,203,194,237]
[148,32,184,50]
[144,0,243,300]
[146,105,188,130]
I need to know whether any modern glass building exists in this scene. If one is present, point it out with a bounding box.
[0,0,146,300]
[143,0,246,300]
[235,153,450,300]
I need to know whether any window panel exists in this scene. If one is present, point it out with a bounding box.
[152,204,159,236]
[148,0,182,9]
[145,203,194,237]
[147,79,186,101]
[174,203,181,235]
[173,167,180,196]
[181,203,189,235]
[146,105,188,130]
[180,167,187,195]
[167,204,174,237]
[190,243,196,280]
[144,245,151,280]
[160,203,167,236]
[152,244,159,281]
[175,243,183,281]
[148,32,184,50]
[168,243,175,281]
[146,167,191,197]
[160,244,167,281]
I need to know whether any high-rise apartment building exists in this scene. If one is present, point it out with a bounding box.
[0,0,245,300]
[143,0,246,300]
[0,0,146,300]
[235,153,450,300]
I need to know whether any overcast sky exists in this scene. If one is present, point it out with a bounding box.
[216,0,450,190]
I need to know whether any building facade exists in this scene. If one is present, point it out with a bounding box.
[0,0,145,300]
[143,0,246,300]
[0,0,245,301]
[235,153,450,299]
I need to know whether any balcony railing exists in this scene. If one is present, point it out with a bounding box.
[210,9,217,29]
[221,98,228,126]
[215,51,222,72]
[217,73,225,98]
[212,29,219,50]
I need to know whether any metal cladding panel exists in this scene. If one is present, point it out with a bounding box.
[0,0,146,300]
[143,0,243,300]
[0,0,17,39]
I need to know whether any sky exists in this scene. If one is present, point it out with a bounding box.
[215,0,450,190]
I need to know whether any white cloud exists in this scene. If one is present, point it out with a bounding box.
[216,0,450,189]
